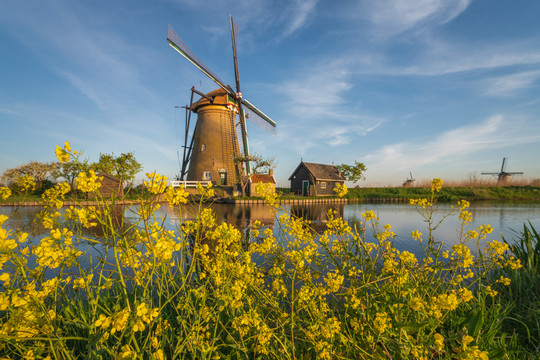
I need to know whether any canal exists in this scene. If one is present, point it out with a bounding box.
[2,201,539,256]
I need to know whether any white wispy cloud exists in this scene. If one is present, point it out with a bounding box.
[0,2,160,119]
[483,70,540,97]
[0,108,19,116]
[281,0,319,37]
[364,114,540,174]
[361,0,471,39]
[276,57,385,152]
[201,25,226,37]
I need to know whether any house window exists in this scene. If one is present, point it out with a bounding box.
[201,143,206,151]
[321,182,327,189]
[203,171,212,180]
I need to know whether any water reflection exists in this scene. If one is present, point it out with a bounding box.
[0,206,47,237]
[289,203,344,233]
[158,203,278,230]
[2,201,539,257]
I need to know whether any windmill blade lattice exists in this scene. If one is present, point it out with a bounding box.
[243,106,277,134]
[168,25,234,97]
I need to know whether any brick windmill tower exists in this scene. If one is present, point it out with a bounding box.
[168,17,276,187]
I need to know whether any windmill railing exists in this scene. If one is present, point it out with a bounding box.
[170,180,211,188]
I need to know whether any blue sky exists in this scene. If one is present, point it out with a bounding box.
[1,0,540,187]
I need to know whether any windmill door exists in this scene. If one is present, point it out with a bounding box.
[219,170,227,186]
[302,180,309,196]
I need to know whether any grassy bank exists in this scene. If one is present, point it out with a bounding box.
[3,185,540,205]
[274,185,540,202]
[343,185,540,202]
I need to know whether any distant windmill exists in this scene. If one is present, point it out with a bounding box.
[168,16,276,185]
[481,158,523,185]
[402,171,415,187]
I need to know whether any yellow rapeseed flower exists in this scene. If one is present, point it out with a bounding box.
[362,210,377,221]
[95,314,112,329]
[411,230,423,241]
[119,345,135,360]
[255,182,279,207]
[144,172,168,194]
[434,333,444,352]
[73,274,93,290]
[333,183,348,197]
[459,210,473,225]
[196,181,215,197]
[477,224,493,239]
[76,170,102,193]
[0,186,11,200]
[0,272,10,283]
[485,285,498,297]
[154,349,165,360]
[0,293,10,311]
[164,185,188,205]
[110,309,130,334]
[431,178,443,192]
[458,199,470,210]
[461,334,474,348]
[506,257,522,270]
[458,288,474,302]
[16,174,36,192]
[373,312,391,334]
[55,142,71,163]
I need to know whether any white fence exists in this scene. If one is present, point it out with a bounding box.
[170,180,211,188]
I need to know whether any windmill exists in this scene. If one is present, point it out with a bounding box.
[168,16,276,186]
[402,171,415,187]
[481,158,523,185]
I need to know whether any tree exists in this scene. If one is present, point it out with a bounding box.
[91,152,142,184]
[233,153,275,197]
[1,161,58,192]
[336,161,367,183]
[53,159,90,192]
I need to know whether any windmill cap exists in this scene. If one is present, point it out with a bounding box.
[191,88,232,112]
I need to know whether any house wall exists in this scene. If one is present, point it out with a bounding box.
[313,180,343,196]
[290,164,345,196]
[290,165,312,195]
[96,177,123,198]
[249,182,275,197]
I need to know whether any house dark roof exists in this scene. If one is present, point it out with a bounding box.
[98,172,122,183]
[249,174,276,184]
[288,162,346,181]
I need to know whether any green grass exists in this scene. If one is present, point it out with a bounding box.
[3,186,540,204]
[499,222,540,357]
[274,186,540,202]
[0,194,44,203]
[344,186,540,202]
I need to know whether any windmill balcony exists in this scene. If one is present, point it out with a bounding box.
[170,180,212,188]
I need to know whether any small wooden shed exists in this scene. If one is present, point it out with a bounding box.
[289,162,345,196]
[94,172,124,198]
[249,170,276,197]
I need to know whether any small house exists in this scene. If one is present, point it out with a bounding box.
[249,170,276,197]
[288,162,345,196]
[94,172,124,198]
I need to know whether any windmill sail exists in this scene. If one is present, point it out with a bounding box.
[242,99,276,127]
[229,15,251,173]
[167,25,234,97]
[243,106,277,134]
